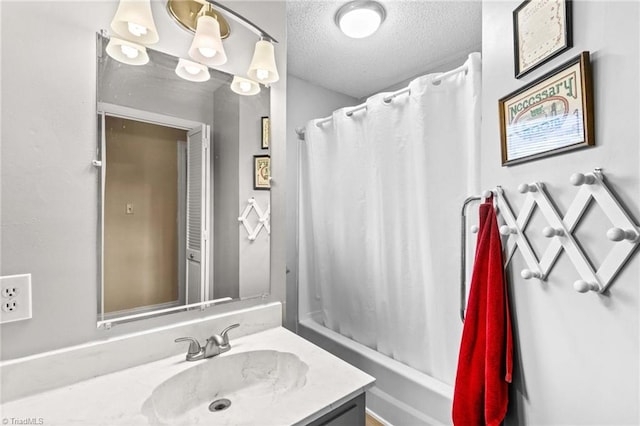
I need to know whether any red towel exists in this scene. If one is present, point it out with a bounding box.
[452,197,513,426]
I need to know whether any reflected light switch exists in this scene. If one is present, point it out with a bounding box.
[126,203,134,215]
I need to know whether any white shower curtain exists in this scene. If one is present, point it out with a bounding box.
[299,53,481,384]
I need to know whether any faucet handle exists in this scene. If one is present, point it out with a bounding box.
[175,337,202,355]
[220,323,240,345]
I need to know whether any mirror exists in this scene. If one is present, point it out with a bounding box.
[96,34,270,326]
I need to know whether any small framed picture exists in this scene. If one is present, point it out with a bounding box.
[261,116,270,149]
[254,155,270,190]
[499,51,594,166]
[513,0,572,78]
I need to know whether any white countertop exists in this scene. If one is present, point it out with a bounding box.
[0,327,375,426]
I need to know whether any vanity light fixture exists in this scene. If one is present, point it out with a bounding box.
[230,76,261,96]
[167,0,280,90]
[110,0,159,45]
[109,0,281,91]
[105,37,149,66]
[247,38,279,84]
[335,1,386,39]
[188,12,228,66]
[175,58,211,82]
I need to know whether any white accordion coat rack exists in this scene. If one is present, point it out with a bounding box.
[238,198,270,241]
[477,169,639,294]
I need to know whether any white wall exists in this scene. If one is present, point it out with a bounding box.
[0,0,287,360]
[285,75,359,331]
[482,1,639,424]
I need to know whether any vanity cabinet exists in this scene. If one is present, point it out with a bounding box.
[307,393,366,426]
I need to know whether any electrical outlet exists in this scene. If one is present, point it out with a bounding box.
[2,299,18,312]
[2,286,19,298]
[0,274,32,324]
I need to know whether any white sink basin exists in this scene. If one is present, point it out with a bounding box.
[142,350,308,425]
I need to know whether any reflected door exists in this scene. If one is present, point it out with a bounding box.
[185,124,211,303]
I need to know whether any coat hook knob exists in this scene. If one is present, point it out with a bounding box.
[470,225,479,234]
[542,226,564,238]
[573,280,600,293]
[482,189,494,198]
[517,183,537,194]
[606,227,638,242]
[570,173,595,186]
[521,269,542,280]
[499,225,517,236]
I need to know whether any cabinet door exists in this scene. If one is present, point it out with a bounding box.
[307,393,366,426]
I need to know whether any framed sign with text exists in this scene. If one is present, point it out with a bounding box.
[499,51,594,166]
[254,155,271,190]
[261,116,270,149]
[513,0,572,78]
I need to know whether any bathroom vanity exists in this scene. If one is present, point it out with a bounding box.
[0,305,374,425]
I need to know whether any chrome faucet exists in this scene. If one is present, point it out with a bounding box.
[175,323,240,362]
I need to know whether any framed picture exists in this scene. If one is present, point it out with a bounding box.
[261,116,270,149]
[513,0,572,78]
[499,51,594,166]
[254,155,270,190]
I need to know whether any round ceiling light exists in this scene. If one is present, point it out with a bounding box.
[335,1,385,39]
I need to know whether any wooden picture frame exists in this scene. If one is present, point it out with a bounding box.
[499,51,594,166]
[254,155,270,190]
[513,0,572,78]
[261,116,270,149]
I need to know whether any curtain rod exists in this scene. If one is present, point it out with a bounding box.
[296,63,469,141]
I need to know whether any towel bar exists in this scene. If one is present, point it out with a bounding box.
[459,195,481,322]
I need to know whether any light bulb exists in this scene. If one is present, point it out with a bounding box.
[256,69,269,81]
[175,58,210,82]
[230,76,260,96]
[184,65,201,75]
[198,47,217,58]
[120,44,140,59]
[127,22,148,37]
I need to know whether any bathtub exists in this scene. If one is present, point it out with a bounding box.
[298,319,454,425]
[298,319,453,426]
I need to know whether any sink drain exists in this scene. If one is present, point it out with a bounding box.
[209,398,231,412]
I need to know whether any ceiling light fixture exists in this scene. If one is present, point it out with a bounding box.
[230,76,261,96]
[335,1,386,39]
[110,0,159,45]
[175,58,211,82]
[105,37,149,66]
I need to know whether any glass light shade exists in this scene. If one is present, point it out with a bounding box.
[105,37,149,66]
[110,0,159,45]
[175,58,211,82]
[188,15,228,66]
[230,76,260,96]
[247,39,279,84]
[335,1,385,39]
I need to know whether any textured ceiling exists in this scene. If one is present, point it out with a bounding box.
[287,0,482,99]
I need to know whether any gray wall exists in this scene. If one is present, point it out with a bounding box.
[238,94,271,298]
[0,0,287,360]
[285,75,359,331]
[213,87,240,299]
[482,1,639,424]
[212,87,270,300]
